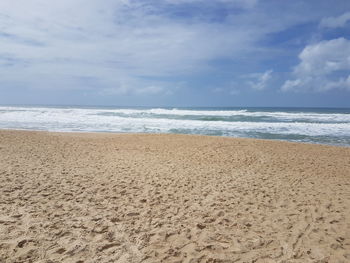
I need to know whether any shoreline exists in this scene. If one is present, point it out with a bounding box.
[0,128,349,149]
[0,130,349,262]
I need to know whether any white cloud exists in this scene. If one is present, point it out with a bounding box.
[0,0,346,98]
[229,89,240,95]
[247,70,273,90]
[320,12,350,28]
[282,38,350,92]
[212,87,224,93]
[135,86,165,95]
[0,0,266,95]
[165,0,258,9]
[94,76,176,96]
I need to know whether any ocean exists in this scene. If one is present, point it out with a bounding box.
[0,105,350,146]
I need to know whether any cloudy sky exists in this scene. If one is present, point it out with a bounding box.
[0,0,349,107]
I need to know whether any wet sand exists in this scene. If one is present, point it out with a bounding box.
[0,130,349,262]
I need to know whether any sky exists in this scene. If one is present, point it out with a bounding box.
[0,0,350,107]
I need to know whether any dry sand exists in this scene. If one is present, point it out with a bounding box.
[0,130,349,263]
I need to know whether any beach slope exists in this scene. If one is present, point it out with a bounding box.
[0,130,349,262]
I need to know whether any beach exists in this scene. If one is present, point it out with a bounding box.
[0,130,349,262]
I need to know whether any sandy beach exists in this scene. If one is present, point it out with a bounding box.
[0,130,349,262]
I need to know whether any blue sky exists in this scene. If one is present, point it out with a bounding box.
[0,0,349,107]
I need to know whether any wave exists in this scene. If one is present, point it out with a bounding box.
[0,106,350,137]
[1,106,350,123]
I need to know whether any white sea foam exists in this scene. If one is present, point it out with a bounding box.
[0,106,350,138]
[1,106,350,122]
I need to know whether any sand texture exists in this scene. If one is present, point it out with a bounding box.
[0,130,349,263]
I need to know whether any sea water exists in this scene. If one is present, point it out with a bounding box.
[0,105,349,146]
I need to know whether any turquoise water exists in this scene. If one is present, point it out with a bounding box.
[0,105,349,146]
